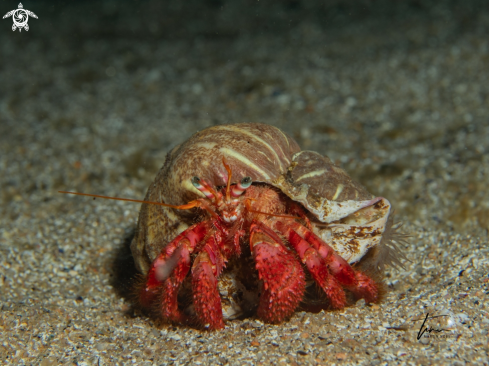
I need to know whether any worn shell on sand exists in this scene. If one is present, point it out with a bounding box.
[131,123,400,319]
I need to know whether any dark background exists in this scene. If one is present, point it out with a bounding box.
[1,0,488,230]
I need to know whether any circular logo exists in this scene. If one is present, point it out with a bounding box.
[12,9,29,28]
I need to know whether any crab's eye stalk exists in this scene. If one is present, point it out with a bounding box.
[191,176,217,200]
[231,176,253,197]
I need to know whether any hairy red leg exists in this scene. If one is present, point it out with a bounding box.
[250,221,305,323]
[141,221,209,322]
[286,229,347,308]
[191,234,226,329]
[275,220,379,305]
[297,226,378,303]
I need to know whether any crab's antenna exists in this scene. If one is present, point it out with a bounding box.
[222,157,233,202]
[191,177,222,204]
[58,191,201,210]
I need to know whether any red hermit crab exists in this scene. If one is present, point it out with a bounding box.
[62,123,403,330]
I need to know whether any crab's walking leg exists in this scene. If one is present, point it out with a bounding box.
[250,221,306,323]
[275,221,379,306]
[286,228,348,308]
[304,230,378,303]
[191,234,226,329]
[141,222,209,323]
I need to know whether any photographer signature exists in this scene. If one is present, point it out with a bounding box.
[415,313,449,340]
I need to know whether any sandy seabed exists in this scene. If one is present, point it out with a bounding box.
[1,1,488,365]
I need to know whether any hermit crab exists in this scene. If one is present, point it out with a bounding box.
[62,123,404,329]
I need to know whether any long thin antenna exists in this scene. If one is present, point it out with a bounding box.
[59,191,302,220]
[222,157,232,202]
[58,191,201,210]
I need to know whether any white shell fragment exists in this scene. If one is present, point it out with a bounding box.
[316,198,392,263]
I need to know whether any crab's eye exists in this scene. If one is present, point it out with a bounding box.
[231,176,252,198]
[191,176,201,188]
[191,176,218,200]
[240,176,252,188]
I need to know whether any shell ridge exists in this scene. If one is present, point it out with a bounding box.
[216,125,286,170]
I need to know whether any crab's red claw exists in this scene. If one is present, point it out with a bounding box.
[250,222,306,323]
[141,222,209,323]
[191,237,225,330]
[160,257,191,323]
